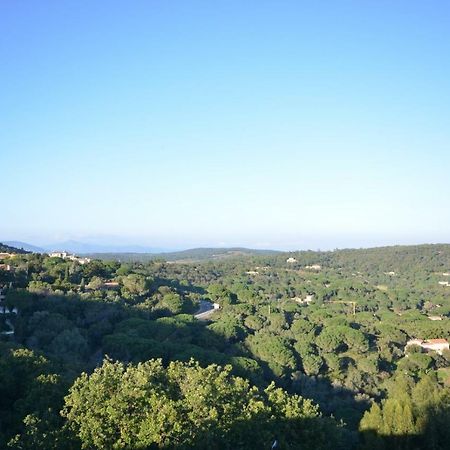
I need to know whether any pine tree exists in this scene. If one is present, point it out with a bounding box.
[360,403,385,450]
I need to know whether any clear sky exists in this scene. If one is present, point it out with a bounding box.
[1,1,450,250]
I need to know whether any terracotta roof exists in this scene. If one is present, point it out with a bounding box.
[425,339,448,344]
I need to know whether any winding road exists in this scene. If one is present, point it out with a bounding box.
[1,318,14,335]
[194,300,216,320]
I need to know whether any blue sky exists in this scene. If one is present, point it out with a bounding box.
[1,1,450,250]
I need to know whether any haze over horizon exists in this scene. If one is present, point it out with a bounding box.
[2,1,450,250]
[2,234,449,254]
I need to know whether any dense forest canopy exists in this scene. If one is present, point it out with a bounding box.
[1,243,450,449]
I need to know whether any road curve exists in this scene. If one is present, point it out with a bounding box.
[194,300,216,320]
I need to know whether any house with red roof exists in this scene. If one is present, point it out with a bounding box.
[406,338,449,355]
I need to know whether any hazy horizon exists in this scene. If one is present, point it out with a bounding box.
[2,233,449,253]
[2,2,450,249]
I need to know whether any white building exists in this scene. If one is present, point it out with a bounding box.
[75,257,91,265]
[305,264,321,270]
[406,338,450,355]
[49,251,71,258]
[286,257,297,264]
[292,294,314,305]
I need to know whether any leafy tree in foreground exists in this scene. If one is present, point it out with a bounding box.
[0,345,71,449]
[62,358,344,449]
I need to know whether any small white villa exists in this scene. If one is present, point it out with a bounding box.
[286,257,297,264]
[305,264,321,270]
[406,338,450,355]
[49,251,70,258]
[292,294,314,305]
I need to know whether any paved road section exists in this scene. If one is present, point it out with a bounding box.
[194,300,216,320]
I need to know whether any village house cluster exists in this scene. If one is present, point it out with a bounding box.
[49,251,91,265]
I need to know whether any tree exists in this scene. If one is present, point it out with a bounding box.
[316,327,344,353]
[301,353,323,376]
[246,332,297,377]
[207,284,237,306]
[0,346,69,449]
[62,358,339,450]
[160,292,184,315]
[208,318,246,343]
[82,261,107,279]
[359,402,384,450]
[86,276,102,291]
[121,274,149,296]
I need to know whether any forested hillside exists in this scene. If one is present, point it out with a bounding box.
[86,247,280,262]
[1,244,450,449]
[0,243,29,254]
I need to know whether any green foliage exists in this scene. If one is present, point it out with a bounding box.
[207,283,237,306]
[0,345,69,449]
[246,331,297,377]
[3,244,450,449]
[207,317,246,343]
[62,358,340,449]
[160,292,184,314]
[121,274,149,296]
[244,314,264,331]
[360,375,450,449]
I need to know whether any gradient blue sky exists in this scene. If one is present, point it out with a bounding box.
[1,1,450,250]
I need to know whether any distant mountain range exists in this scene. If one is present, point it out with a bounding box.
[3,241,46,253]
[1,241,279,261]
[3,240,169,254]
[44,240,169,254]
